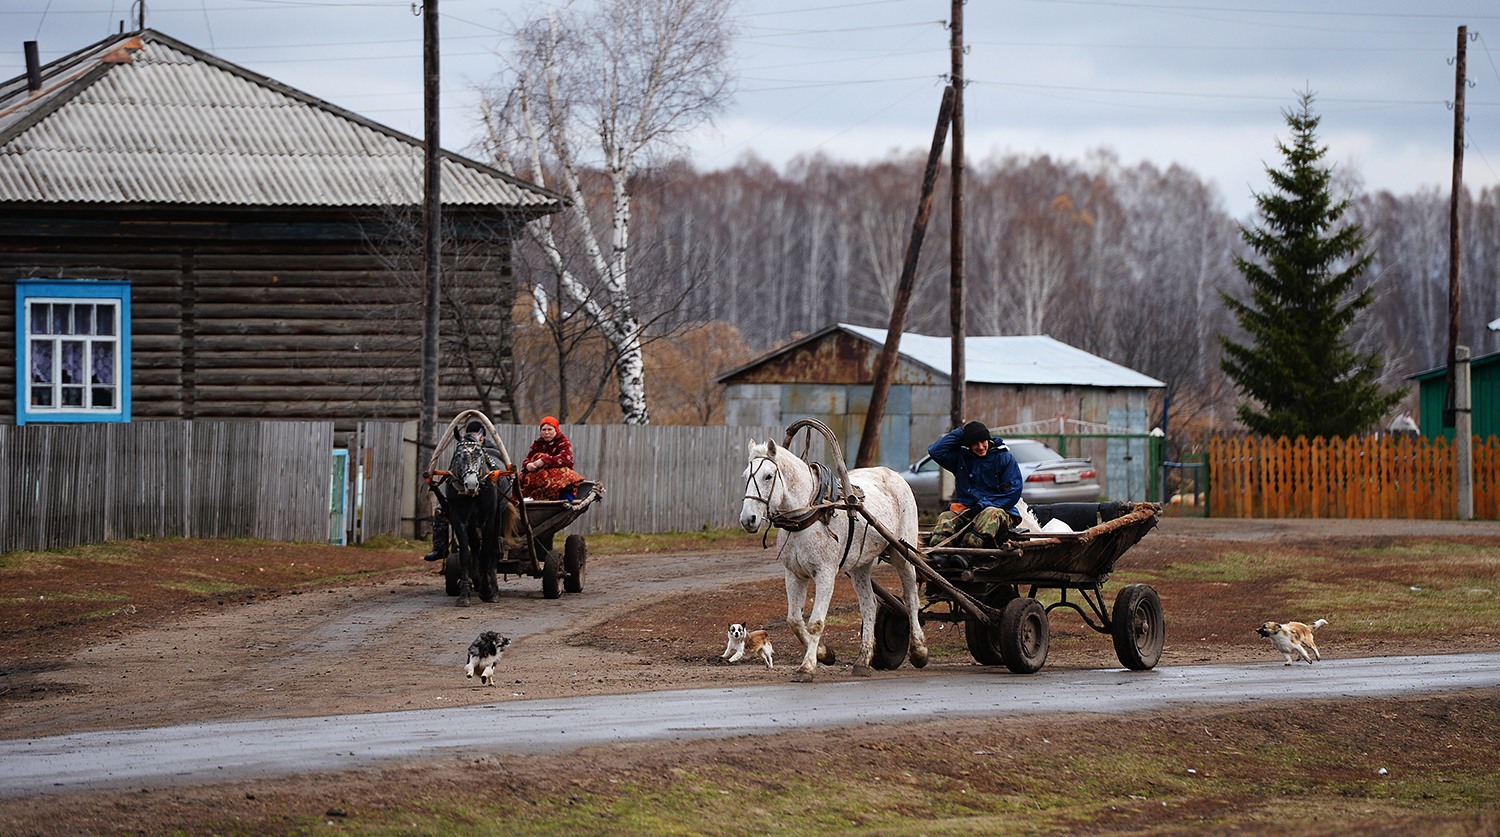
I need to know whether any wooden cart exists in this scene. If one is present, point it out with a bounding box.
[776,418,1164,675]
[429,410,603,601]
[870,501,1164,674]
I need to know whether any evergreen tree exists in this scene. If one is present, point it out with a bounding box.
[1220,91,1404,438]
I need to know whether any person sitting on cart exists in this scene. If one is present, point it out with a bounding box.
[421,420,506,562]
[927,420,1024,549]
[519,415,586,502]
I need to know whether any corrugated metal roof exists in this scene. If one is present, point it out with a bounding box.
[840,324,1166,388]
[0,30,562,211]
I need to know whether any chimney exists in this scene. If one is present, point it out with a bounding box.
[24,41,42,94]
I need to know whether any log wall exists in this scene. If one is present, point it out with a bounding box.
[1,209,520,427]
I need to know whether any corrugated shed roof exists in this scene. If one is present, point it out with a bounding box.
[840,324,1166,388]
[0,30,562,211]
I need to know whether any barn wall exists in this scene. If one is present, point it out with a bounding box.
[1,210,519,428]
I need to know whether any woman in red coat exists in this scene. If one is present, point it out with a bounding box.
[519,416,585,501]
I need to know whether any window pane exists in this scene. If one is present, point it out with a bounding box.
[31,302,51,335]
[53,304,72,335]
[92,386,115,408]
[31,340,53,383]
[60,340,84,384]
[31,386,53,407]
[61,386,84,407]
[91,343,115,385]
[96,303,116,336]
[74,305,94,335]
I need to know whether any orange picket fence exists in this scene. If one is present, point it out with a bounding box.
[1207,435,1500,520]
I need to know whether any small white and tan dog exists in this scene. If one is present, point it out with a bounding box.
[720,623,774,669]
[1255,618,1328,665]
[465,630,510,685]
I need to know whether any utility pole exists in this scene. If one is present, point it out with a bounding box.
[418,0,442,535]
[1443,26,1467,428]
[948,0,966,429]
[1446,25,1472,518]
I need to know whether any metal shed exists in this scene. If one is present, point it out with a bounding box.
[1411,350,1500,441]
[718,323,1165,500]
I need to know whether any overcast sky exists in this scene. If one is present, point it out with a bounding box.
[4,0,1498,218]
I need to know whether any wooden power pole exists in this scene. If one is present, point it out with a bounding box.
[1447,26,1472,519]
[1443,25,1466,429]
[948,0,967,429]
[418,0,442,534]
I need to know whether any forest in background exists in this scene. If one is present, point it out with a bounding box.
[507,148,1500,437]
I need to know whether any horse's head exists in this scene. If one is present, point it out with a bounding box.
[740,439,788,533]
[448,439,491,496]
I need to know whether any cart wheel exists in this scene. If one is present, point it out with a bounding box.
[443,552,461,596]
[563,534,586,594]
[869,603,908,670]
[541,550,564,599]
[963,585,1016,666]
[999,597,1049,674]
[1111,584,1165,670]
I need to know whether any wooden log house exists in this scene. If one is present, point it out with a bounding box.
[0,30,563,430]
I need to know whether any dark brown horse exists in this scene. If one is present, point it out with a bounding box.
[435,429,519,606]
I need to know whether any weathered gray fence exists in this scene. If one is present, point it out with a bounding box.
[0,421,334,553]
[352,420,406,542]
[2,420,822,553]
[481,423,784,536]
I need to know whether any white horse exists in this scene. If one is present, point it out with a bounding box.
[739,439,929,681]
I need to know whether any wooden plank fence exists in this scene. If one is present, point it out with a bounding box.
[480,423,785,536]
[3,420,853,553]
[1,421,337,553]
[1208,435,1500,519]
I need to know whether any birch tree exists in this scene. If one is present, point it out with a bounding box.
[481,0,735,424]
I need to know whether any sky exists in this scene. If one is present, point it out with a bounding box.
[3,0,1499,218]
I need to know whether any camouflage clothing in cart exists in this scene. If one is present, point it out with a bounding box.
[930,506,1011,549]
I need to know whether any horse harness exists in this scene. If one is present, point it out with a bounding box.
[745,457,867,567]
[427,441,513,496]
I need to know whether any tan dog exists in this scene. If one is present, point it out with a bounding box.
[720,623,774,669]
[1255,618,1327,665]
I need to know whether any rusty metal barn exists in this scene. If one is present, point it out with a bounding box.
[718,323,1165,501]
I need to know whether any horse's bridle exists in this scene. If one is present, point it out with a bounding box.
[742,455,782,512]
[449,440,503,496]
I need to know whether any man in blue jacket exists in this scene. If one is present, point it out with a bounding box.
[927,420,1023,547]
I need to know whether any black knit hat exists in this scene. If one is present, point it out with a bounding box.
[960,420,991,447]
[465,420,484,435]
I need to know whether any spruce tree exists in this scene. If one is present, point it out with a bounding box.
[1220,91,1404,438]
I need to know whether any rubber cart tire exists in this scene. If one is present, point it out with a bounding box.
[869,603,909,670]
[563,534,586,594]
[443,552,461,596]
[1111,583,1165,670]
[963,585,1017,666]
[999,597,1049,674]
[541,550,564,599]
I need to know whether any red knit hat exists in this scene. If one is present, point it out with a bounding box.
[539,416,560,431]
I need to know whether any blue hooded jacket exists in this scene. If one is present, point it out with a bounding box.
[928,425,1023,519]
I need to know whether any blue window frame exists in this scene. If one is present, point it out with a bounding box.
[15,280,131,425]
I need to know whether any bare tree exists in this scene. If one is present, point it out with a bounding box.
[480,0,736,425]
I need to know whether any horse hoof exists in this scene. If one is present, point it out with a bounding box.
[816,647,836,665]
[852,664,873,677]
[456,596,471,608]
[791,671,815,683]
[910,648,930,669]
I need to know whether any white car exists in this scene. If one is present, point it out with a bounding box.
[899,438,1101,514]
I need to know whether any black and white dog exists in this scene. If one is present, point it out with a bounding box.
[464,630,510,685]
